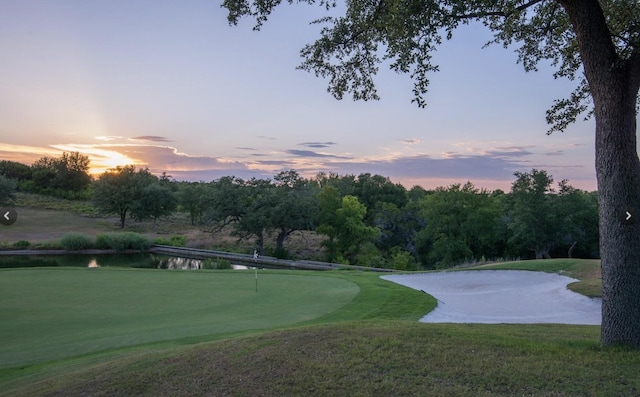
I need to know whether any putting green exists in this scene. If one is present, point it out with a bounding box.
[0,268,359,368]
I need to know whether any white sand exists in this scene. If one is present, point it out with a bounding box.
[382,270,601,324]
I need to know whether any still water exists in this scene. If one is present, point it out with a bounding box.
[0,253,248,270]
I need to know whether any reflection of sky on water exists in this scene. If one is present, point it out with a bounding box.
[85,256,203,269]
[0,254,251,270]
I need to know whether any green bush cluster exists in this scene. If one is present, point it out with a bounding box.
[154,235,187,247]
[60,233,94,250]
[12,240,30,249]
[202,258,232,270]
[96,232,150,252]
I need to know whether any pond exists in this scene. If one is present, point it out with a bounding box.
[0,253,248,270]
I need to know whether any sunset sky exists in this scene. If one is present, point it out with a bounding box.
[1,1,624,191]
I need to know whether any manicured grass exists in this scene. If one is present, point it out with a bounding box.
[0,268,361,368]
[2,259,629,397]
[0,267,435,395]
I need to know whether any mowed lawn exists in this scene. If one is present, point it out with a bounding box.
[0,267,360,368]
[3,260,640,396]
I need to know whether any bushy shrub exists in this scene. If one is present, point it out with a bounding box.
[388,248,418,271]
[269,247,292,260]
[96,232,150,252]
[170,235,186,247]
[154,237,171,246]
[202,258,232,270]
[60,233,94,250]
[154,235,187,247]
[12,240,30,249]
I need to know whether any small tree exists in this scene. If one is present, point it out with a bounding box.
[179,182,212,225]
[93,166,157,228]
[31,152,91,196]
[507,169,558,259]
[132,183,178,226]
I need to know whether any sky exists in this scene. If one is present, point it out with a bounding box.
[0,1,622,191]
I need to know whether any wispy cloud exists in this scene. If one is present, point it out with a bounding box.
[328,154,523,181]
[400,139,422,145]
[286,149,350,159]
[2,139,595,190]
[483,146,534,158]
[0,143,60,163]
[130,135,172,142]
[299,142,337,148]
[95,136,124,142]
[254,159,296,166]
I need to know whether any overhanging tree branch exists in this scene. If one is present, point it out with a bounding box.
[451,0,547,20]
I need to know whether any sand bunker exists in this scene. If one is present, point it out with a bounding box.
[382,270,601,324]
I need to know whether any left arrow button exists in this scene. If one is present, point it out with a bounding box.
[0,208,17,226]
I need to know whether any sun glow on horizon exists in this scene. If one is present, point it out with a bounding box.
[51,144,141,175]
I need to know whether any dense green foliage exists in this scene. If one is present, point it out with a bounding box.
[0,176,17,206]
[3,161,598,269]
[95,232,150,251]
[92,166,178,228]
[0,153,92,199]
[59,233,94,251]
[176,168,597,269]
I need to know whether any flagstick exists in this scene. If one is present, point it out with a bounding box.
[253,249,258,292]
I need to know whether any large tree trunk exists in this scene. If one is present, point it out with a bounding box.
[560,0,640,347]
[275,228,290,253]
[595,87,640,348]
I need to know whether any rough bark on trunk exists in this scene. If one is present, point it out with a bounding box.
[560,0,640,347]
[595,88,640,348]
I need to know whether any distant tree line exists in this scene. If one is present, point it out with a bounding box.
[0,152,92,199]
[0,154,599,269]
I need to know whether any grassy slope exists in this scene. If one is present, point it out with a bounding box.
[3,261,637,397]
[32,323,639,397]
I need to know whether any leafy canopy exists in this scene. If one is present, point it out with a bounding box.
[223,0,639,132]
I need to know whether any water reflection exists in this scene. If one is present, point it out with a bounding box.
[0,253,245,270]
[153,256,202,270]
